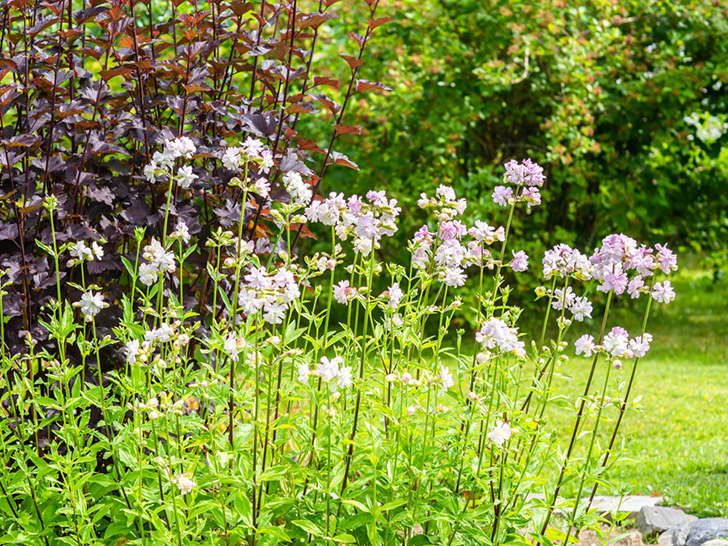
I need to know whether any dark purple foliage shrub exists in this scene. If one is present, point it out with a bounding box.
[0,0,391,353]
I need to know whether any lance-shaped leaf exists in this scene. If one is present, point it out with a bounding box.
[311,93,341,115]
[297,138,326,155]
[355,79,392,93]
[369,17,395,30]
[340,55,364,70]
[328,152,359,170]
[299,12,338,30]
[312,76,340,89]
[334,125,363,136]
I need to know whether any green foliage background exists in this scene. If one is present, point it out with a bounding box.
[311,0,728,271]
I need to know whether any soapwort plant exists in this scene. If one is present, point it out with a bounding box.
[0,146,678,545]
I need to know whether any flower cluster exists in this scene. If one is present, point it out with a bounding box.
[298,356,353,392]
[139,238,176,286]
[549,286,593,322]
[144,137,198,187]
[67,240,104,267]
[493,158,545,208]
[308,190,401,256]
[282,172,312,208]
[238,266,301,325]
[590,234,677,302]
[412,186,504,286]
[542,244,592,280]
[221,136,274,174]
[475,318,526,358]
[575,329,653,361]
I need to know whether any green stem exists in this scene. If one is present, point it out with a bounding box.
[537,289,614,541]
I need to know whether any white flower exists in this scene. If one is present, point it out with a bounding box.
[225,334,242,362]
[317,356,341,383]
[570,296,593,322]
[439,366,454,394]
[652,281,675,304]
[68,240,94,265]
[252,178,271,198]
[476,318,523,355]
[139,263,158,286]
[165,137,196,159]
[487,420,513,446]
[91,242,104,260]
[144,163,159,183]
[145,324,175,344]
[222,147,243,170]
[282,171,312,207]
[143,238,176,274]
[603,327,630,357]
[436,185,457,202]
[125,339,141,366]
[628,333,653,358]
[259,150,274,173]
[262,302,287,325]
[441,266,466,288]
[76,291,107,321]
[242,137,265,159]
[337,366,353,389]
[551,286,576,311]
[297,363,311,385]
[574,334,596,357]
[176,165,197,189]
[352,237,373,256]
[174,473,197,495]
[171,221,191,244]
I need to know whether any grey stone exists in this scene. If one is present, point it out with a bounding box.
[702,540,728,546]
[637,506,697,535]
[659,519,728,546]
[659,522,692,546]
[589,495,663,515]
[686,519,728,546]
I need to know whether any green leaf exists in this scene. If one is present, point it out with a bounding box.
[292,519,323,537]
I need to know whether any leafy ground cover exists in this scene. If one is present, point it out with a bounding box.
[550,266,728,517]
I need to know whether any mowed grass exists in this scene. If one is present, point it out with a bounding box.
[545,267,728,516]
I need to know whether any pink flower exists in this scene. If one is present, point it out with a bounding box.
[521,187,541,208]
[521,158,546,187]
[654,244,678,275]
[551,286,576,311]
[334,280,356,305]
[469,221,505,244]
[597,265,628,295]
[510,250,529,272]
[492,185,513,206]
[387,283,404,308]
[503,158,545,187]
[627,276,645,299]
[413,225,433,245]
[438,220,467,241]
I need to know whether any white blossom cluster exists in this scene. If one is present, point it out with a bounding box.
[307,190,401,257]
[238,266,301,325]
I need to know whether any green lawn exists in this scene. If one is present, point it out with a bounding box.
[547,267,728,516]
